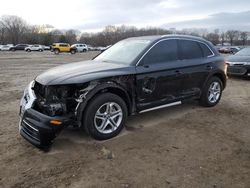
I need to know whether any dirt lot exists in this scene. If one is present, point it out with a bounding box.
[0,51,250,188]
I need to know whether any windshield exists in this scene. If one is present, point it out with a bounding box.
[235,48,250,56]
[94,39,151,64]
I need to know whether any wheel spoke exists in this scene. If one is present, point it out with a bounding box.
[109,118,117,130]
[214,88,220,92]
[208,93,213,101]
[214,91,220,95]
[106,103,111,113]
[212,83,218,90]
[208,81,221,103]
[94,102,123,134]
[100,119,109,131]
[212,95,216,102]
[95,111,106,120]
[110,110,122,119]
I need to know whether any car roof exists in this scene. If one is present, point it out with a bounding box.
[53,43,69,44]
[126,34,210,44]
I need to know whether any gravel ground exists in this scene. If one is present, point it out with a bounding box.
[0,51,250,188]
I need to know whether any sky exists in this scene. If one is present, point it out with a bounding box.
[1,0,250,32]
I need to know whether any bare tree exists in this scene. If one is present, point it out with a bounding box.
[205,33,220,45]
[0,24,6,44]
[24,25,40,44]
[220,32,226,45]
[226,30,239,46]
[240,32,248,46]
[65,29,78,44]
[0,15,28,44]
[1,15,249,47]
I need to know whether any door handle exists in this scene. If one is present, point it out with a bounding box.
[206,65,213,70]
[142,78,156,94]
[175,70,183,75]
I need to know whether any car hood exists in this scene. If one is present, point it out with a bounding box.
[35,60,136,85]
[227,55,250,62]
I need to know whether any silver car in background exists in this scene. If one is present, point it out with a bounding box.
[71,43,88,52]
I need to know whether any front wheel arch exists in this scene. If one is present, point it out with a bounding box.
[76,84,132,127]
[82,92,128,140]
[54,48,60,54]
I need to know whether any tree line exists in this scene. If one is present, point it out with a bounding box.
[0,15,249,47]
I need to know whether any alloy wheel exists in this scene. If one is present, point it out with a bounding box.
[94,102,123,134]
[208,81,221,103]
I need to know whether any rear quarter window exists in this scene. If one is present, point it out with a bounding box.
[179,40,203,60]
[199,43,213,57]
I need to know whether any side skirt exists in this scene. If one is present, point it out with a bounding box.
[139,101,182,114]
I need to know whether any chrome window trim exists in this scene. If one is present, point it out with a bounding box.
[136,37,215,66]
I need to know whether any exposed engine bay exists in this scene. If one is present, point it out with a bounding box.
[33,81,87,117]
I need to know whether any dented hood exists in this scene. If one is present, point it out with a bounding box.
[35,60,135,85]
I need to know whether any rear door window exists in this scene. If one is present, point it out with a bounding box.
[179,40,203,60]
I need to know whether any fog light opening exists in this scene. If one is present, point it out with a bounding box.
[50,120,63,125]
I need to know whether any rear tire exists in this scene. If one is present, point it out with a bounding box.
[199,76,223,107]
[83,93,127,140]
[70,49,76,54]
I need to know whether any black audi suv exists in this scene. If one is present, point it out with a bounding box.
[19,35,227,149]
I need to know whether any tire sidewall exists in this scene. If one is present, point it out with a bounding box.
[83,93,128,140]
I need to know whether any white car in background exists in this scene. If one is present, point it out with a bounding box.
[71,43,88,52]
[25,45,44,52]
[0,45,12,51]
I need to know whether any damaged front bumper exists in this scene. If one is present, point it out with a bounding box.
[19,81,71,149]
[19,109,70,149]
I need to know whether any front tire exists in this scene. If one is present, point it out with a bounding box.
[54,49,60,54]
[200,76,223,107]
[83,93,128,140]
